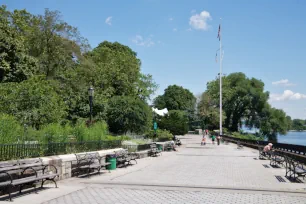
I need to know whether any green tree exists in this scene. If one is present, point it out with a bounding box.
[158,110,189,135]
[206,73,269,132]
[0,5,38,82]
[106,96,152,134]
[26,9,90,78]
[259,104,289,141]
[197,92,225,130]
[286,116,292,130]
[291,119,306,131]
[154,85,196,112]
[87,41,141,97]
[136,73,158,101]
[0,77,67,129]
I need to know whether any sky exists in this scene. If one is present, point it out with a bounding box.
[2,0,306,119]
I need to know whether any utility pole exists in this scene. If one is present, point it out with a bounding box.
[218,19,223,136]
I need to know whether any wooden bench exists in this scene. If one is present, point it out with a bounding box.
[285,156,306,181]
[0,158,58,201]
[258,146,271,160]
[149,144,162,157]
[75,152,110,177]
[165,143,174,151]
[115,149,138,168]
[270,151,285,167]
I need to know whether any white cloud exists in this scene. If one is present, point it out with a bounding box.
[272,79,296,87]
[186,28,192,31]
[173,28,177,32]
[105,16,112,25]
[189,10,212,30]
[270,90,306,101]
[169,17,173,21]
[132,35,154,47]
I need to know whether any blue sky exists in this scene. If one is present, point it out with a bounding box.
[2,0,306,119]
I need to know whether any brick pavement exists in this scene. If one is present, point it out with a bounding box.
[6,134,306,204]
[42,186,306,204]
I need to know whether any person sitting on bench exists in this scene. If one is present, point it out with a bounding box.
[264,143,273,152]
[170,140,177,151]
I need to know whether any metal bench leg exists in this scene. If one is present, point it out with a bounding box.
[41,180,45,188]
[34,183,38,194]
[8,185,12,202]
[19,184,23,194]
[87,168,90,178]
[51,179,58,188]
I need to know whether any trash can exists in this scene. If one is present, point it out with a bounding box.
[106,156,117,170]
[157,144,163,151]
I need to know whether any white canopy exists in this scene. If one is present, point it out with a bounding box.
[152,107,168,116]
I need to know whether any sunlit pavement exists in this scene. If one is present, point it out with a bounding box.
[8,135,306,204]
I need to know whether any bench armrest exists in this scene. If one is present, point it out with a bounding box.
[0,171,13,184]
[21,166,38,177]
[42,164,58,174]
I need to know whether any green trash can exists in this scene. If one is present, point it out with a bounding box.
[106,157,116,170]
[157,144,163,151]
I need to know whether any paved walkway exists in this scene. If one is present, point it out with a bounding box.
[6,135,306,204]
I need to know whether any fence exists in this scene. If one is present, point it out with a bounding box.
[0,140,122,161]
[221,135,306,164]
[122,144,152,152]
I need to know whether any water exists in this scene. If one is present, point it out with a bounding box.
[277,131,306,146]
[241,125,306,146]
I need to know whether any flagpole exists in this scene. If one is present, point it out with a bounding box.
[219,19,223,136]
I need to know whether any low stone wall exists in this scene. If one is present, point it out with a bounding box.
[39,148,123,180]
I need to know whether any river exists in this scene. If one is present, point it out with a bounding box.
[277,131,306,146]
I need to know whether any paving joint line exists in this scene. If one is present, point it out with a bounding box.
[86,182,306,195]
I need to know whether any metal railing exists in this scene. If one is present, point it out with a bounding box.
[0,140,122,161]
[122,144,152,152]
[221,135,306,164]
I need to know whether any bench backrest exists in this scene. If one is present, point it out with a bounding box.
[75,152,101,166]
[0,160,19,170]
[150,144,157,149]
[18,158,42,166]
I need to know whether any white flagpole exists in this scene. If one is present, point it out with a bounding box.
[219,19,223,136]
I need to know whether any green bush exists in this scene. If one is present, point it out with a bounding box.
[232,132,264,141]
[39,123,72,143]
[0,114,23,143]
[83,121,108,141]
[146,129,173,142]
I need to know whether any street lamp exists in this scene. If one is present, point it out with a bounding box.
[88,86,94,123]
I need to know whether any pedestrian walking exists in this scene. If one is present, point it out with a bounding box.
[217,135,221,145]
[201,135,206,145]
[211,135,216,144]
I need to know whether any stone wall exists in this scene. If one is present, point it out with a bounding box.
[39,148,123,180]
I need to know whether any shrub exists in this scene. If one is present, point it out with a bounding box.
[83,121,108,141]
[146,129,173,142]
[0,114,23,143]
[39,123,72,143]
[232,132,264,141]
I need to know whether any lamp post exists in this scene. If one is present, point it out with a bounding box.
[88,86,94,123]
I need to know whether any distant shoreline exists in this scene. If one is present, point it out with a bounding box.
[288,130,306,132]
